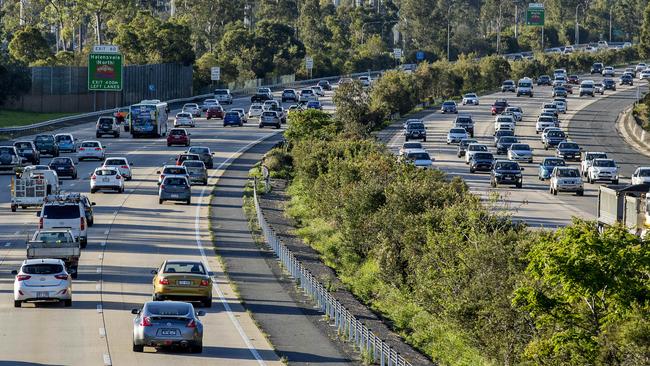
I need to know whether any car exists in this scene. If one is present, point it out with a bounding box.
[496,136,518,155]
[457,138,478,158]
[34,134,59,157]
[550,167,584,196]
[405,121,426,142]
[182,160,208,186]
[508,143,533,163]
[229,108,248,124]
[538,157,566,180]
[77,140,105,161]
[587,158,619,184]
[151,259,213,306]
[516,78,534,97]
[542,129,566,149]
[603,78,616,91]
[542,103,559,116]
[182,103,201,118]
[504,106,522,121]
[491,99,508,115]
[446,127,468,144]
[0,146,23,172]
[631,167,650,185]
[568,75,579,84]
[299,89,317,103]
[636,63,647,72]
[306,100,322,110]
[562,82,573,94]
[553,100,567,114]
[579,80,595,97]
[403,118,422,129]
[167,128,191,147]
[453,114,475,137]
[620,74,634,86]
[591,62,604,74]
[12,258,72,308]
[462,93,479,105]
[248,104,264,119]
[399,142,423,156]
[552,86,568,97]
[311,85,325,97]
[38,194,89,247]
[13,141,40,165]
[157,165,189,185]
[556,141,581,161]
[404,149,433,169]
[174,112,195,128]
[90,167,124,193]
[223,111,243,127]
[493,129,515,145]
[159,175,191,205]
[281,89,298,102]
[640,69,650,80]
[581,151,608,177]
[54,134,76,152]
[553,68,567,79]
[187,146,214,169]
[501,80,516,92]
[48,157,77,179]
[214,89,233,104]
[593,82,605,95]
[176,153,201,166]
[95,116,120,138]
[317,80,332,91]
[440,100,458,114]
[259,111,281,129]
[494,115,515,133]
[624,68,636,77]
[358,76,372,87]
[251,90,273,103]
[535,116,558,135]
[602,66,615,77]
[206,105,224,119]
[200,98,219,112]
[540,112,559,126]
[103,157,133,180]
[469,152,494,173]
[491,160,523,188]
[465,143,488,164]
[537,75,552,86]
[131,301,205,353]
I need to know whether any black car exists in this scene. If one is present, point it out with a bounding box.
[591,62,604,74]
[552,87,568,97]
[454,115,475,137]
[496,136,518,154]
[469,152,494,173]
[48,157,77,179]
[620,74,634,86]
[543,130,567,149]
[251,93,272,103]
[556,141,581,161]
[281,89,298,102]
[13,141,40,164]
[603,78,616,91]
[33,135,59,157]
[440,101,458,114]
[405,122,427,142]
[317,80,332,91]
[537,75,552,86]
[491,160,523,188]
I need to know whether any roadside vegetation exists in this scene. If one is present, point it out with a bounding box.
[633,92,650,131]
[264,53,650,365]
[0,110,75,128]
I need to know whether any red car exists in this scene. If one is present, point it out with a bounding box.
[568,75,579,84]
[167,128,190,147]
[206,105,224,119]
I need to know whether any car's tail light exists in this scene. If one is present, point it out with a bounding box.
[159,184,165,190]
[200,279,210,287]
[79,147,85,151]
[95,148,102,151]
[121,165,128,169]
[116,175,122,180]
[158,278,169,285]
[38,217,43,229]
[140,316,153,326]
[91,175,96,180]
[16,275,31,281]
[55,274,68,280]
[80,217,85,231]
[186,319,197,328]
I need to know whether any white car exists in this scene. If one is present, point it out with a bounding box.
[248,104,264,119]
[465,143,489,164]
[214,89,233,104]
[636,63,647,72]
[358,76,372,87]
[174,112,195,128]
[462,93,479,105]
[404,149,433,169]
[310,86,325,97]
[13,258,72,308]
[263,100,280,111]
[398,142,423,156]
[553,100,567,113]
[102,157,133,180]
[77,140,105,161]
[587,158,619,184]
[157,165,189,185]
[495,120,515,134]
[508,143,533,163]
[579,80,595,96]
[90,167,125,193]
[640,69,650,80]
[447,127,468,144]
[536,116,557,134]
[549,167,584,196]
[581,151,608,176]
[631,167,650,185]
[504,107,522,121]
[299,89,317,103]
[602,66,615,77]
[182,103,201,117]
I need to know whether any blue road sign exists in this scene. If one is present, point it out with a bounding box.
[416,51,425,61]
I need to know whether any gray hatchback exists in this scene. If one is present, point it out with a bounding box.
[182,160,208,186]
[132,301,205,353]
[159,176,191,205]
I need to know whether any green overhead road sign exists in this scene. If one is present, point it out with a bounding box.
[526,5,545,26]
[88,52,123,91]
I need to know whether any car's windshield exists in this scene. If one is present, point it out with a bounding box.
[474,153,493,160]
[557,169,580,177]
[588,153,607,160]
[559,143,578,149]
[511,144,531,151]
[50,158,71,165]
[163,167,187,175]
[456,117,472,123]
[34,232,73,243]
[450,128,466,134]
[215,90,228,95]
[499,137,517,144]
[163,262,206,274]
[403,143,422,149]
[15,142,32,149]
[225,112,239,117]
[544,159,566,167]
[443,102,455,106]
[189,147,209,154]
[464,94,477,98]
[35,136,53,142]
[23,263,64,275]
[548,131,565,137]
[1,147,16,155]
[495,162,520,170]
[408,123,425,130]
[183,161,204,168]
[638,169,650,177]
[469,145,487,151]
[177,113,191,118]
[594,160,616,167]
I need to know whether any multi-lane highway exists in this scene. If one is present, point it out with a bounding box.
[387,69,649,228]
[0,92,334,365]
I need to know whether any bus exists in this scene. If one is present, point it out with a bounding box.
[129,102,169,138]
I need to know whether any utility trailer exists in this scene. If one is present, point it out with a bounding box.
[26,229,81,278]
[597,183,650,236]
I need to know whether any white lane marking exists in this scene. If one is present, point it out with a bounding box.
[96,283,101,291]
[112,211,118,216]
[103,353,111,365]
[103,230,109,235]
[4,243,10,247]
[96,267,102,273]
[194,133,278,365]
[97,305,103,313]
[99,328,106,337]
[14,231,20,235]
[98,254,103,260]
[100,241,106,246]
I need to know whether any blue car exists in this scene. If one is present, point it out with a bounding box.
[55,134,76,152]
[538,157,566,181]
[306,101,322,110]
[223,111,243,127]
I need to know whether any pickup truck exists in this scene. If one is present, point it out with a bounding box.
[27,229,80,278]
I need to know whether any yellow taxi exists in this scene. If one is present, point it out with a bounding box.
[152,260,213,307]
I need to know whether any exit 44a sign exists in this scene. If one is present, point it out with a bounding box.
[88,53,123,91]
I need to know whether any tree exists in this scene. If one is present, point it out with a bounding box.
[640,2,650,59]
[332,81,377,136]
[8,26,53,65]
[0,55,31,104]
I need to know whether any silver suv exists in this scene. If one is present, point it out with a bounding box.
[95,116,120,138]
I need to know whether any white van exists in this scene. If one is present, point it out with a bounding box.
[38,195,88,248]
[516,78,533,97]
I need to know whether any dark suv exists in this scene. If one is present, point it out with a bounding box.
[33,135,59,157]
[13,141,40,164]
[591,62,604,74]
[620,74,634,86]
[491,160,523,188]
[491,99,509,115]
[405,122,427,142]
[537,75,551,86]
[281,89,298,102]
[496,136,518,155]
[469,152,494,173]
[49,157,77,179]
[454,115,475,137]
[603,78,616,91]
[501,80,516,92]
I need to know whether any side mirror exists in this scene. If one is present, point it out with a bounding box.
[208,271,214,277]
[35,212,40,217]
[11,270,18,275]
[196,311,206,317]
[156,171,161,174]
[188,134,192,136]
[91,202,97,206]
[130,162,134,166]
[131,309,140,315]
[521,167,525,171]
[150,269,158,275]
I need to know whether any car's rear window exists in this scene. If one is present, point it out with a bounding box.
[81,142,99,147]
[55,135,72,142]
[450,129,466,134]
[43,205,80,219]
[215,90,228,95]
[95,169,117,176]
[50,158,71,165]
[225,112,239,117]
[35,136,54,142]
[164,262,206,274]
[403,143,422,149]
[263,112,276,117]
[170,129,186,136]
[98,118,113,124]
[15,142,32,149]
[23,263,64,275]
[105,159,126,165]
[146,302,192,316]
[189,147,209,154]
[163,177,188,186]
[544,159,566,167]
[164,167,187,175]
[34,232,73,243]
[183,161,204,168]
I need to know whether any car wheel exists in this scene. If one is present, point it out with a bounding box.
[470,167,475,173]
[14,300,21,308]
[544,145,548,150]
[259,124,263,129]
[202,298,212,308]
[80,239,87,249]
[11,205,17,212]
[90,188,96,194]
[577,190,584,196]
[613,179,619,184]
[64,299,72,307]
[587,176,592,184]
[96,133,100,138]
[552,187,557,195]
[275,123,281,129]
[516,182,523,189]
[490,179,497,188]
[133,343,144,353]
[73,173,77,180]
[457,153,461,158]
[203,180,208,186]
[159,199,163,204]
[186,199,191,205]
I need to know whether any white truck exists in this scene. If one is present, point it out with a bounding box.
[10,172,60,212]
[26,229,81,278]
[597,184,650,236]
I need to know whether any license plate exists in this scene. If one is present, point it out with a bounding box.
[177,280,191,286]
[160,329,177,336]
[57,167,64,170]
[170,194,179,198]
[37,291,48,298]
[103,178,109,182]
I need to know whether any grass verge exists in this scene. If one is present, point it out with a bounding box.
[0,110,75,128]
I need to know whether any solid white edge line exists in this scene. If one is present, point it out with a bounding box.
[194,133,278,366]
